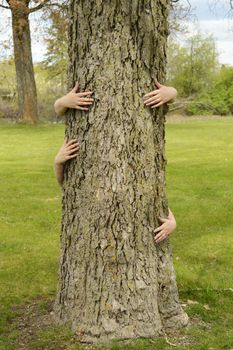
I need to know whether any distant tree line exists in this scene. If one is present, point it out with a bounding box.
[0,0,232,121]
[167,34,233,115]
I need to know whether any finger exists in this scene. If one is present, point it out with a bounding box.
[67,139,79,147]
[155,234,167,243]
[67,147,79,155]
[154,226,162,234]
[154,222,165,230]
[144,95,161,104]
[155,79,163,89]
[77,91,93,97]
[155,227,166,237]
[145,98,162,106]
[71,81,80,93]
[151,101,164,108]
[66,139,79,146]
[155,230,167,239]
[143,91,158,99]
[67,153,78,159]
[143,90,160,100]
[154,223,166,234]
[77,101,93,106]
[78,97,94,102]
[76,106,89,111]
[67,144,79,152]
[158,217,167,223]
[154,231,165,241]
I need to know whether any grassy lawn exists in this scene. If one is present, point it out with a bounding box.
[0,117,232,350]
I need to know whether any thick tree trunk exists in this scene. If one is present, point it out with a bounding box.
[12,9,38,123]
[54,0,188,343]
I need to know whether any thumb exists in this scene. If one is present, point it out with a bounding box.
[71,81,80,93]
[155,79,163,89]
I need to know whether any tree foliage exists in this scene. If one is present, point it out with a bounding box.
[42,4,68,90]
[167,32,233,115]
[167,33,219,97]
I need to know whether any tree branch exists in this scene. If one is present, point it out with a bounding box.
[171,0,190,8]
[29,0,50,13]
[170,0,191,13]
[0,3,10,9]
[29,0,64,13]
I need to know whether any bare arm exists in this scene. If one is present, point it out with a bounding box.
[54,139,80,186]
[54,162,65,187]
[54,98,69,118]
[54,82,94,117]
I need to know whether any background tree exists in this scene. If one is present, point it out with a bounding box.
[53,0,188,343]
[167,32,233,115]
[0,0,63,123]
[42,4,68,90]
[167,33,219,97]
[41,0,192,88]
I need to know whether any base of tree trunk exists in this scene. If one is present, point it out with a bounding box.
[52,306,188,344]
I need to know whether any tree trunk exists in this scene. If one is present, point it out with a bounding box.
[12,8,38,123]
[53,0,188,343]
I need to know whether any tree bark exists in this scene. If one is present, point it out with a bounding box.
[11,7,38,123]
[53,0,188,343]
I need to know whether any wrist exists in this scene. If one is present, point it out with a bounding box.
[170,87,177,99]
[54,157,64,166]
[54,96,66,110]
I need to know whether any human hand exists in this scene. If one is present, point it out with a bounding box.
[143,79,177,108]
[59,82,94,111]
[153,209,177,243]
[54,138,80,165]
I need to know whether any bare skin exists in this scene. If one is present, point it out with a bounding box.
[54,139,176,242]
[143,79,177,241]
[54,79,177,117]
[54,79,177,241]
[54,139,79,186]
[54,82,94,117]
[154,209,177,243]
[143,79,177,108]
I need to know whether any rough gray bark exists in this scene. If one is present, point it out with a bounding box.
[12,7,38,123]
[53,0,188,343]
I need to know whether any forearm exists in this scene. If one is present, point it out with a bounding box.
[54,162,64,186]
[54,97,68,117]
[168,208,176,226]
[168,87,177,102]
[168,208,174,218]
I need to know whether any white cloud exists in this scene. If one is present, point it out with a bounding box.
[198,19,233,41]
[1,5,233,65]
[185,18,233,65]
[217,41,233,65]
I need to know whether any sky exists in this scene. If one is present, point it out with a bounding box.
[0,0,233,65]
[180,0,233,65]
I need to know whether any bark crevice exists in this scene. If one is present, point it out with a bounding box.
[54,0,188,343]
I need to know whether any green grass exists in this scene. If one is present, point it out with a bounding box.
[0,117,233,349]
